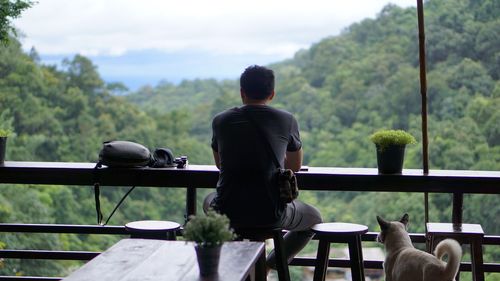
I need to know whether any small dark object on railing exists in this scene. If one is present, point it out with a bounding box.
[175,156,188,168]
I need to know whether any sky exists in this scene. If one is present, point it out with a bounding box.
[14,0,416,91]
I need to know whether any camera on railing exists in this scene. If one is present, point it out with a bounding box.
[174,156,188,168]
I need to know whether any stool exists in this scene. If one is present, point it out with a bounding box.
[125,220,181,240]
[312,223,368,281]
[426,223,484,281]
[233,226,290,281]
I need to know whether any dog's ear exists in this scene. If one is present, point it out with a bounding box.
[377,215,390,231]
[400,213,409,227]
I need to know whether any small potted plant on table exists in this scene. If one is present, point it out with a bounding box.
[370,129,416,174]
[0,129,11,165]
[183,210,235,276]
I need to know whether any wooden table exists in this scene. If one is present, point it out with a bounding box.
[62,239,266,281]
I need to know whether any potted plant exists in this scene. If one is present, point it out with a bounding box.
[370,129,416,174]
[183,210,235,276]
[0,129,11,165]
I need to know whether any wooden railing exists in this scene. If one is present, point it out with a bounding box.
[0,161,499,280]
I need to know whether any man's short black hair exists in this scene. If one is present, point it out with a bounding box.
[240,65,275,100]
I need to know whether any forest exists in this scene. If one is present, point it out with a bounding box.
[0,0,499,279]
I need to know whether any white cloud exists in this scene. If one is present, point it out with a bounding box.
[14,0,416,58]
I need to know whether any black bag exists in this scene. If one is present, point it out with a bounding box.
[93,141,176,225]
[276,168,299,204]
[98,140,152,168]
[238,108,299,204]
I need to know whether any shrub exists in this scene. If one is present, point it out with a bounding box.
[0,129,11,137]
[370,129,417,150]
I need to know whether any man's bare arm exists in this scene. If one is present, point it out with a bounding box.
[285,149,303,172]
[213,150,221,170]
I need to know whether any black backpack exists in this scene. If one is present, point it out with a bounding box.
[98,140,153,168]
[93,141,176,225]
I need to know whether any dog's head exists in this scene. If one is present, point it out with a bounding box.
[376,213,409,244]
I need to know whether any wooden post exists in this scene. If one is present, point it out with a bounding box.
[452,192,463,230]
[417,0,430,224]
[417,0,429,175]
[186,187,196,223]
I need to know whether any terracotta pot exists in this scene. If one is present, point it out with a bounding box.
[194,244,222,276]
[376,144,406,174]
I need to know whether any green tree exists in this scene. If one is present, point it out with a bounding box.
[62,55,105,95]
[0,0,33,43]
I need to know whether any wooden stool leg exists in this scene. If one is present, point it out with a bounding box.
[455,242,461,281]
[348,235,365,281]
[253,250,266,281]
[426,233,432,253]
[313,239,330,281]
[245,272,252,281]
[427,235,436,253]
[166,231,177,240]
[273,231,290,281]
[471,238,484,281]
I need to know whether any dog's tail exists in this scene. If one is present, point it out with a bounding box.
[434,239,462,280]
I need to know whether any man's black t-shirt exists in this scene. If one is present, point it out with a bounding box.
[211,104,301,226]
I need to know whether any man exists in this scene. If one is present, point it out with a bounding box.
[204,65,322,268]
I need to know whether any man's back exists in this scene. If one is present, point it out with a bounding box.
[206,65,321,270]
[211,104,301,225]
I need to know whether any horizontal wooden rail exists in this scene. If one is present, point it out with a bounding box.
[290,258,500,273]
[2,248,499,272]
[0,250,99,260]
[1,162,499,193]
[0,224,499,278]
[0,226,498,257]
[0,277,61,281]
[0,223,129,234]
[363,232,500,246]
[0,223,184,237]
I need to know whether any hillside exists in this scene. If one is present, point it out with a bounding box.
[0,0,498,278]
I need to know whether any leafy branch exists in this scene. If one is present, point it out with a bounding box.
[0,0,35,44]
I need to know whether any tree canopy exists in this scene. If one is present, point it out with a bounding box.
[0,0,498,279]
[0,0,34,43]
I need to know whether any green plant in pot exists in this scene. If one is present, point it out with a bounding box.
[0,129,11,165]
[183,210,235,276]
[370,129,416,174]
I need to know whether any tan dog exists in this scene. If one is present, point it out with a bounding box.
[377,214,462,281]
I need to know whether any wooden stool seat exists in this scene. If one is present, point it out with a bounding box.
[313,223,369,236]
[426,222,484,281]
[125,220,180,240]
[232,226,290,281]
[312,223,368,281]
